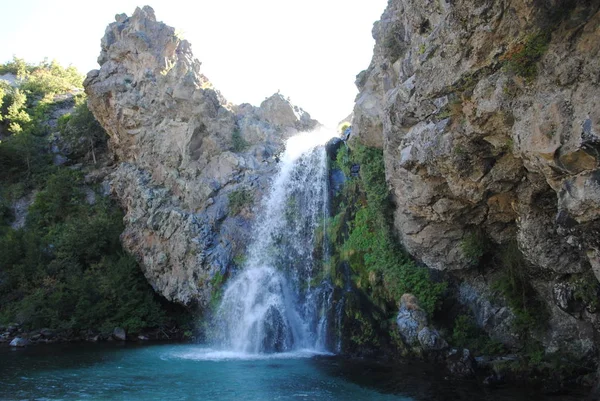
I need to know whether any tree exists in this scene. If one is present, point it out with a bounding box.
[6,89,31,133]
[60,96,107,164]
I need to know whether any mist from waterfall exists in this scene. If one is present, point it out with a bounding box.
[211,129,335,354]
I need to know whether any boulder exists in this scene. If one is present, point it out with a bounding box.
[9,337,28,347]
[446,348,475,378]
[395,294,430,346]
[113,327,126,341]
[417,327,448,351]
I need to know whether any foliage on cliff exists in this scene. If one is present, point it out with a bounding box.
[0,170,168,333]
[330,142,446,318]
[0,58,185,334]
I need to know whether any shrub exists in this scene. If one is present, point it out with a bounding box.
[330,142,446,316]
[231,129,248,152]
[19,59,83,97]
[4,88,32,133]
[460,231,488,267]
[492,241,548,333]
[338,122,351,134]
[228,188,253,215]
[0,169,168,332]
[59,95,107,163]
[451,314,505,356]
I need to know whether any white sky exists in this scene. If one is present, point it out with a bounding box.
[0,0,387,127]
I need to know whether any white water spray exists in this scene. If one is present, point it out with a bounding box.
[212,129,336,354]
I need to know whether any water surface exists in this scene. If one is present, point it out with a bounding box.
[0,343,583,400]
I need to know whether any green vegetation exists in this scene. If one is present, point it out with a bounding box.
[570,270,600,311]
[338,122,351,134]
[209,271,228,309]
[0,170,167,333]
[231,129,248,152]
[451,314,505,356]
[0,58,186,335]
[59,95,107,163]
[460,231,488,267]
[328,143,446,318]
[502,32,551,81]
[383,23,406,62]
[0,57,82,97]
[228,188,253,215]
[492,241,548,335]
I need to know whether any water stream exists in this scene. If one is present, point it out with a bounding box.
[212,130,335,353]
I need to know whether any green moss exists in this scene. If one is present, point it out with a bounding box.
[228,189,253,215]
[209,271,228,309]
[502,31,551,81]
[231,129,248,152]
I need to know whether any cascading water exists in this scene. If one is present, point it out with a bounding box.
[212,129,335,354]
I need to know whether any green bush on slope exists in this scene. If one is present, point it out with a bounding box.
[0,169,168,333]
[0,59,181,334]
[330,142,446,317]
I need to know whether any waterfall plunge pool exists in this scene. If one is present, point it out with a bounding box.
[0,342,584,400]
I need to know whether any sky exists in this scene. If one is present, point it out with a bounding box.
[0,0,387,127]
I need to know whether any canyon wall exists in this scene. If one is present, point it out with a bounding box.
[352,0,600,360]
[84,6,318,308]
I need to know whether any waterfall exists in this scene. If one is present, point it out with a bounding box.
[212,129,335,353]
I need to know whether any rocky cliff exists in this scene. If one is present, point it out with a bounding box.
[352,0,600,365]
[84,6,318,308]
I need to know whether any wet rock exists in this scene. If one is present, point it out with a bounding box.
[10,337,28,347]
[330,169,346,196]
[446,348,474,378]
[325,137,343,161]
[87,335,100,343]
[40,328,55,338]
[417,327,448,351]
[396,294,429,346]
[113,327,126,341]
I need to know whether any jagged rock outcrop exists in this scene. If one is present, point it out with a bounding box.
[353,0,600,360]
[84,6,318,307]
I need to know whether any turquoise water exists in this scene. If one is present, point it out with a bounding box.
[0,343,582,400]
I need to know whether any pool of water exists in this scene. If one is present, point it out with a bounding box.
[0,343,583,400]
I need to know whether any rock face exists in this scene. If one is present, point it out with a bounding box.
[396,294,448,352]
[353,0,600,360]
[84,6,318,307]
